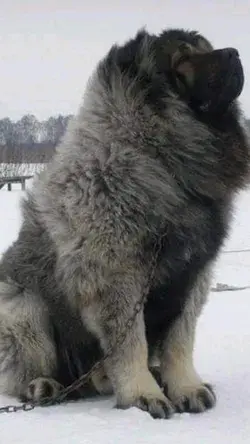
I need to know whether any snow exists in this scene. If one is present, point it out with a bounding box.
[0,182,250,444]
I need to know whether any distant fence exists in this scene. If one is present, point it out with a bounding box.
[0,175,33,191]
[0,163,45,191]
[0,163,45,177]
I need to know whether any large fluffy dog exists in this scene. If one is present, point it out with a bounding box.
[0,28,249,419]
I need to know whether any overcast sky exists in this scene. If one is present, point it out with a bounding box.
[1,0,250,120]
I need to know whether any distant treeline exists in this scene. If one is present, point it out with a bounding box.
[0,114,250,165]
[0,114,73,163]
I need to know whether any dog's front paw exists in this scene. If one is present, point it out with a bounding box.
[165,383,216,413]
[116,393,174,419]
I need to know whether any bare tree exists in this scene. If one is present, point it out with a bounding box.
[0,113,74,180]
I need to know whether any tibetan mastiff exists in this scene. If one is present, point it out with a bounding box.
[0,27,249,419]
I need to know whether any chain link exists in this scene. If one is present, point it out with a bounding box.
[0,234,165,414]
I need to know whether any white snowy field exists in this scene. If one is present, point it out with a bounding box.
[0,183,250,444]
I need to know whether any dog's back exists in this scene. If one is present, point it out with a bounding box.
[0,190,102,398]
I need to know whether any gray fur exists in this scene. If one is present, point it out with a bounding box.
[0,28,249,418]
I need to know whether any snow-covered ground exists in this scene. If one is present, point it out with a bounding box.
[0,182,250,444]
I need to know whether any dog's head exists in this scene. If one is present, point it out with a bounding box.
[98,28,244,117]
[156,29,244,114]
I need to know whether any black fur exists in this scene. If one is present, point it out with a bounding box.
[145,198,228,348]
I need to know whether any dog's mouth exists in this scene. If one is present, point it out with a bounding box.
[173,47,244,114]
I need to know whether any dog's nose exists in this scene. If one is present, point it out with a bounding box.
[223,47,239,59]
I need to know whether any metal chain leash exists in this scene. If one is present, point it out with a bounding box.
[0,234,166,414]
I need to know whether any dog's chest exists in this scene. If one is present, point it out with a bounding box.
[143,198,228,344]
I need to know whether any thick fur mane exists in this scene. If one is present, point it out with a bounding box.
[47,30,249,221]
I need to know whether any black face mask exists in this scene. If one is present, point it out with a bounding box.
[174,47,244,115]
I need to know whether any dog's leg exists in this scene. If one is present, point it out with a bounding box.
[90,366,113,396]
[84,274,174,419]
[160,267,216,413]
[0,281,59,401]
